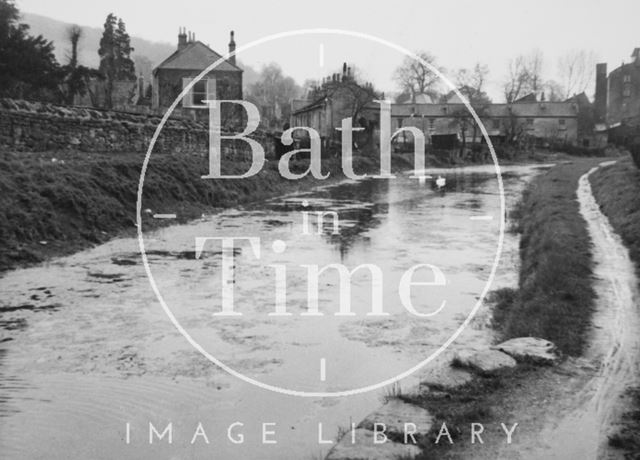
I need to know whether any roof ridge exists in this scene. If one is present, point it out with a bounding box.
[153,41,243,73]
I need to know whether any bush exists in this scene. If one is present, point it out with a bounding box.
[555,143,606,157]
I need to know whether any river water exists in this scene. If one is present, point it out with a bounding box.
[0,164,541,459]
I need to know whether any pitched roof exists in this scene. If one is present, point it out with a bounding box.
[513,93,538,103]
[154,41,242,73]
[565,92,591,107]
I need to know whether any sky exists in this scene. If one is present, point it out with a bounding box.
[16,0,640,102]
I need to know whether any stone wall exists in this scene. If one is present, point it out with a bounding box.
[0,99,273,157]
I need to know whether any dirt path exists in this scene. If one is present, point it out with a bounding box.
[519,161,640,459]
[513,161,639,459]
[437,161,640,459]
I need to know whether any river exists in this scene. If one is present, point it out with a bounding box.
[0,164,542,459]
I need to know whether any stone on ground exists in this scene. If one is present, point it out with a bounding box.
[419,366,474,390]
[491,337,559,364]
[455,349,517,375]
[326,428,422,460]
[359,398,433,441]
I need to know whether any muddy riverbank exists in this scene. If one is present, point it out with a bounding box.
[0,150,416,272]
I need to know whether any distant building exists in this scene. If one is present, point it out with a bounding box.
[594,48,640,145]
[372,99,579,147]
[152,29,242,118]
[293,90,579,148]
[290,63,379,145]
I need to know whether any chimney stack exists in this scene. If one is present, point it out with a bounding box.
[228,30,236,65]
[594,63,608,123]
[178,27,187,50]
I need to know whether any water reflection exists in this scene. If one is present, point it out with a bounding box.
[0,164,540,460]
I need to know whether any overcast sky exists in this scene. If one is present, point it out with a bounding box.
[16,0,640,101]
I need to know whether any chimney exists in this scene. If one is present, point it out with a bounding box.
[178,27,187,51]
[228,30,236,65]
[595,63,607,123]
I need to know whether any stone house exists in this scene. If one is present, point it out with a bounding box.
[152,29,242,119]
[292,94,579,149]
[595,48,640,145]
[290,64,379,147]
[375,100,579,147]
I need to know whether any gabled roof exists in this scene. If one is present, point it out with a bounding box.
[513,93,538,103]
[154,41,242,73]
[565,92,591,107]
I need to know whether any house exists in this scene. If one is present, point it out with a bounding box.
[595,48,640,145]
[366,100,579,147]
[291,66,580,150]
[152,29,242,118]
[290,64,379,146]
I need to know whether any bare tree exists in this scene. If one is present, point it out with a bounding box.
[527,49,544,93]
[541,79,565,102]
[453,63,491,144]
[393,51,442,102]
[66,25,82,67]
[503,50,544,103]
[558,49,596,99]
[504,56,528,103]
[245,63,302,128]
[455,63,490,104]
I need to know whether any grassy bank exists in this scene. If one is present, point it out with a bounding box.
[589,158,640,454]
[494,158,600,356]
[590,158,640,276]
[0,150,413,272]
[395,158,604,457]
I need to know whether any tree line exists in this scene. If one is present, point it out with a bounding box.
[393,48,596,105]
[0,0,136,108]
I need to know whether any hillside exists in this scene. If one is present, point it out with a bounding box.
[22,12,175,81]
[21,12,259,86]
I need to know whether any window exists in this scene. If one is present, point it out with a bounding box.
[492,119,500,129]
[526,118,534,125]
[623,75,631,83]
[559,118,566,129]
[429,118,435,130]
[624,87,632,97]
[182,77,216,108]
[192,80,207,106]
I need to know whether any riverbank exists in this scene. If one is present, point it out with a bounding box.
[0,147,563,274]
[589,158,640,455]
[494,159,599,355]
[375,158,608,458]
[1,150,421,273]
